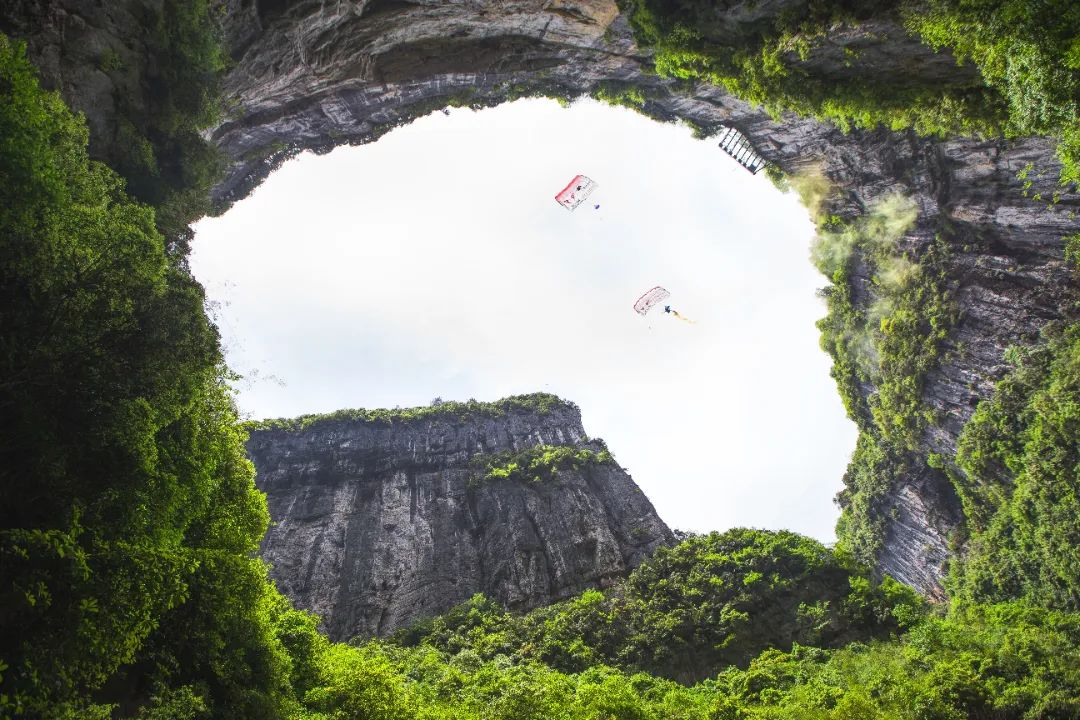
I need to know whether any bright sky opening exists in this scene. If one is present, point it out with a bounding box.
[190,97,857,542]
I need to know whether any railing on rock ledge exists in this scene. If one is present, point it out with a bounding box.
[717,125,767,175]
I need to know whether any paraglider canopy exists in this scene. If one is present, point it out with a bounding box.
[633,286,671,315]
[555,175,598,211]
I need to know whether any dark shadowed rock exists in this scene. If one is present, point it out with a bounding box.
[245,396,673,640]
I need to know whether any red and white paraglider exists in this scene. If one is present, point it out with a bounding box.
[633,286,694,323]
[555,175,600,211]
[553,178,694,325]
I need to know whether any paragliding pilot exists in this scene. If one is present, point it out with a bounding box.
[632,288,694,324]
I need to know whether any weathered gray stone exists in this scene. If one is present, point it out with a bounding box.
[246,399,673,640]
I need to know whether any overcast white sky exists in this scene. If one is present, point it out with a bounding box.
[190,98,856,542]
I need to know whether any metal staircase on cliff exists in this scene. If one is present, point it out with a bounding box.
[717,125,767,175]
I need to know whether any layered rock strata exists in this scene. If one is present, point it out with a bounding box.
[246,398,673,640]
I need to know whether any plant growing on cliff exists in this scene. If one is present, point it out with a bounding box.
[814,194,955,449]
[469,445,615,486]
[806,191,958,563]
[1065,232,1080,272]
[620,0,1080,186]
[905,0,1080,187]
[950,321,1080,610]
[590,82,648,110]
[621,0,1003,133]
[245,393,573,433]
[834,434,911,566]
[105,0,229,241]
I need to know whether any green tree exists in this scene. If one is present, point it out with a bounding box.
[0,35,303,718]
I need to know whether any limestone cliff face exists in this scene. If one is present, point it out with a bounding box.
[5,0,1078,597]
[246,398,672,640]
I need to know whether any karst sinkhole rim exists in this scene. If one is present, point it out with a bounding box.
[191,97,858,542]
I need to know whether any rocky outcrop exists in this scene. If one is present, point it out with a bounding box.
[246,397,672,640]
[4,0,1078,597]
[878,466,963,600]
[0,1,156,170]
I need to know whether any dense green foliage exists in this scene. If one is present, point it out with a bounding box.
[0,36,304,719]
[246,393,572,433]
[98,0,227,241]
[833,433,912,566]
[395,530,924,683]
[590,81,649,110]
[619,0,1079,185]
[813,195,957,446]
[906,0,1080,186]
[950,321,1080,610]
[707,602,1080,719]
[802,190,957,562]
[273,600,1078,720]
[619,0,1002,132]
[469,444,615,486]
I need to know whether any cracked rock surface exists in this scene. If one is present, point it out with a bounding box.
[246,400,672,640]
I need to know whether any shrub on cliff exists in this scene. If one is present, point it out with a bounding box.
[807,193,957,567]
[620,0,1079,186]
[907,0,1080,186]
[245,393,573,433]
[951,321,1080,610]
[115,0,228,241]
[469,444,615,486]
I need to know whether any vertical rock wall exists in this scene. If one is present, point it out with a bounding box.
[246,398,673,640]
